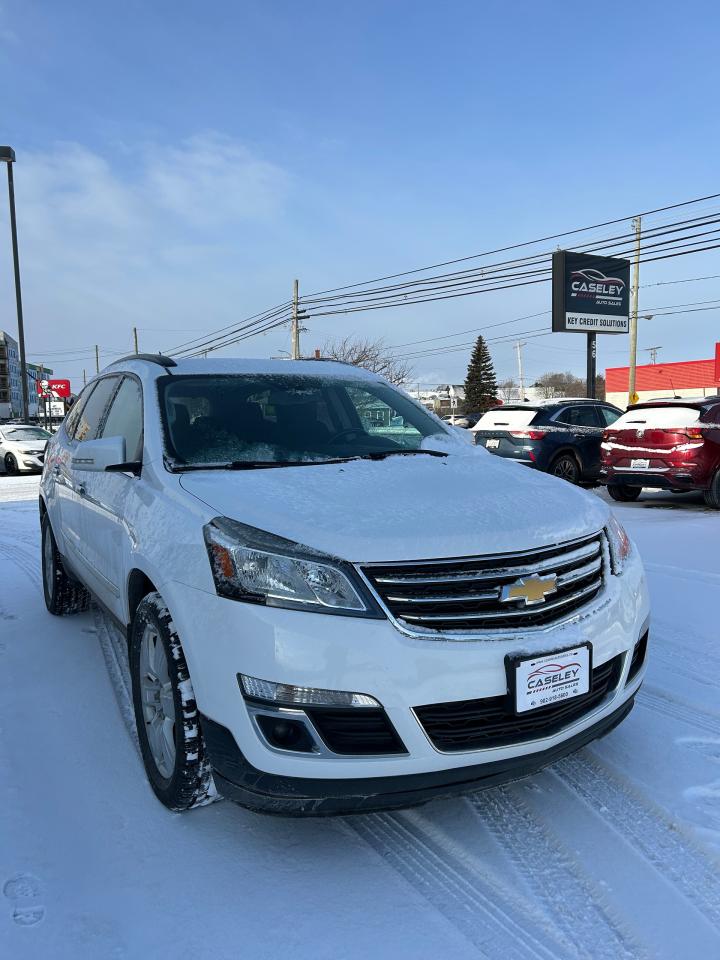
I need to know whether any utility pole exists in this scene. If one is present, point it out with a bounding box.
[95,344,100,374]
[515,341,526,401]
[0,147,29,421]
[628,216,641,405]
[83,369,87,386]
[645,346,662,364]
[291,279,300,360]
[133,327,139,354]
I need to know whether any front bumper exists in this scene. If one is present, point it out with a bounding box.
[164,545,649,797]
[202,697,636,815]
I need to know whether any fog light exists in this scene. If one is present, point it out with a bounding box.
[255,714,315,752]
[239,674,379,708]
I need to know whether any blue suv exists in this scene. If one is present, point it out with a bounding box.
[473,399,623,483]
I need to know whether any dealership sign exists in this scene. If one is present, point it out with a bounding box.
[552,251,631,334]
[37,378,71,398]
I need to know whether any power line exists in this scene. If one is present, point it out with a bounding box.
[163,196,720,358]
[302,192,720,298]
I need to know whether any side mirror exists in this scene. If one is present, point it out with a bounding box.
[72,436,127,472]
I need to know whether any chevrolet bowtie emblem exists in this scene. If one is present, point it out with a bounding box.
[500,574,558,607]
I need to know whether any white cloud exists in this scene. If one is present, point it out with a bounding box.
[0,135,291,362]
[144,134,289,227]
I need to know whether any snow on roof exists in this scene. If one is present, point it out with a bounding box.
[108,356,381,381]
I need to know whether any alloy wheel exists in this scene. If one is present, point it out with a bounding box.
[139,624,177,780]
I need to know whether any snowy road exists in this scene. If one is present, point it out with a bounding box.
[1,475,719,960]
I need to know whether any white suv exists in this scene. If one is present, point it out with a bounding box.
[39,355,650,815]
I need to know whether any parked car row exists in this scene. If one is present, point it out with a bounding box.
[473,396,720,508]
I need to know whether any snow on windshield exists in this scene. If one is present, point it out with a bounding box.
[614,407,701,429]
[473,409,537,431]
[159,373,448,467]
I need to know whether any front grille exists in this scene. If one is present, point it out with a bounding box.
[306,708,407,755]
[415,654,623,752]
[361,532,605,634]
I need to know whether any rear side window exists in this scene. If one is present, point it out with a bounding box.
[73,376,121,443]
[100,376,144,461]
[555,406,600,428]
[598,407,621,427]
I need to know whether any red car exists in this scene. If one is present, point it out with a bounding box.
[601,397,720,508]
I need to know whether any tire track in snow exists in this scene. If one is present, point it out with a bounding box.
[350,810,571,960]
[467,787,644,960]
[92,607,140,753]
[554,753,720,929]
[637,688,720,738]
[0,538,41,589]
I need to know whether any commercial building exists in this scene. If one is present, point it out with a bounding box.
[605,343,720,408]
[0,330,53,419]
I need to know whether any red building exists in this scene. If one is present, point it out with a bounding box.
[606,343,720,407]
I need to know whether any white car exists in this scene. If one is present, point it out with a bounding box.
[39,355,650,815]
[0,423,52,474]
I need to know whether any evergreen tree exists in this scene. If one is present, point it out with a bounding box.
[464,335,498,412]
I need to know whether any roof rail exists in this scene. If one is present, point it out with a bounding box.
[110,353,177,368]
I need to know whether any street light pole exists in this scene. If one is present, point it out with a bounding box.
[0,146,29,421]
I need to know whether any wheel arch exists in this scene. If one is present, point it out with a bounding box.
[127,568,159,633]
[548,446,583,473]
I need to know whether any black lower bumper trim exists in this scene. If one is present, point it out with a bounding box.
[200,696,635,817]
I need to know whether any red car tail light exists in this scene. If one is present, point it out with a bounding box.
[509,430,547,440]
[684,427,704,440]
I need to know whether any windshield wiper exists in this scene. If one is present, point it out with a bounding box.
[228,457,362,470]
[172,457,362,472]
[360,449,449,460]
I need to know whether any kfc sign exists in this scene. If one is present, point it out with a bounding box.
[37,378,71,398]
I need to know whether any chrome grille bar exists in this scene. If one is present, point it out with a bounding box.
[361,531,605,634]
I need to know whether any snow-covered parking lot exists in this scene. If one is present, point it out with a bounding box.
[1,475,719,960]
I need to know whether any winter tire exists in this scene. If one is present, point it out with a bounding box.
[607,484,642,503]
[550,453,580,484]
[41,513,91,615]
[4,453,18,475]
[130,592,218,811]
[703,471,720,509]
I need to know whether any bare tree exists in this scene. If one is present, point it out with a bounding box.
[497,377,517,402]
[319,336,413,385]
[533,371,586,399]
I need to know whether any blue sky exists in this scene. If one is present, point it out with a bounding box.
[1,0,719,389]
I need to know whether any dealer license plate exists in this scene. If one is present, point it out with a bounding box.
[510,645,591,714]
[630,458,650,469]
[486,438,500,449]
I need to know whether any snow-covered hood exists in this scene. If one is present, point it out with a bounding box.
[178,450,610,563]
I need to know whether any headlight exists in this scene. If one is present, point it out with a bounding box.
[606,514,631,575]
[203,518,383,617]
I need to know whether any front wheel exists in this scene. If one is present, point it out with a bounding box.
[41,514,91,615]
[550,453,580,483]
[130,592,218,811]
[607,484,642,503]
[4,453,19,475]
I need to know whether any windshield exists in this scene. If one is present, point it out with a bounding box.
[3,427,51,442]
[158,374,449,468]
